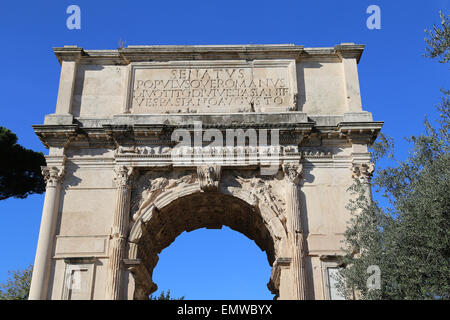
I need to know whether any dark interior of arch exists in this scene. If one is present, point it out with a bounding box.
[134,192,275,295]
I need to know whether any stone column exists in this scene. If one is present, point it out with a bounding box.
[29,166,65,300]
[282,162,308,300]
[351,163,375,201]
[105,166,134,300]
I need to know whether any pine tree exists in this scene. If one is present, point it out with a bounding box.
[0,127,46,200]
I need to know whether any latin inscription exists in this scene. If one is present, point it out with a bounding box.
[130,65,294,113]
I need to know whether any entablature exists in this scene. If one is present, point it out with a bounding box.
[33,112,382,152]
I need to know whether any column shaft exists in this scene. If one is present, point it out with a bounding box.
[283,163,308,300]
[105,166,133,300]
[29,167,64,300]
[286,182,308,300]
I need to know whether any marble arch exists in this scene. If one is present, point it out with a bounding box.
[125,175,288,299]
[29,44,382,300]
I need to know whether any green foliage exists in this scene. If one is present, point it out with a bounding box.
[338,92,450,300]
[0,126,46,200]
[369,132,394,164]
[425,11,450,63]
[337,12,450,300]
[149,290,185,300]
[0,265,33,300]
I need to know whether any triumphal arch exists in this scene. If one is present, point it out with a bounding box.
[29,44,382,300]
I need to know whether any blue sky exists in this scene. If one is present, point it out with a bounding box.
[0,0,448,299]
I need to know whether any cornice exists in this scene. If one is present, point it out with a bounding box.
[52,46,84,65]
[119,44,304,62]
[334,43,365,63]
[32,116,382,149]
[32,124,79,148]
[52,43,365,64]
[338,121,384,144]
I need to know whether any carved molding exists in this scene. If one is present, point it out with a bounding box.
[302,150,333,158]
[268,257,292,295]
[124,259,156,300]
[197,164,221,192]
[115,145,172,156]
[229,171,285,219]
[41,166,65,188]
[131,171,196,221]
[114,166,134,188]
[351,163,375,183]
[282,162,303,185]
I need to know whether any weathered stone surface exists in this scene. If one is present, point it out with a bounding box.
[129,60,296,114]
[30,43,382,300]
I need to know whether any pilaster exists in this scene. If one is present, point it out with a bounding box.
[282,162,308,299]
[105,166,134,300]
[53,46,83,115]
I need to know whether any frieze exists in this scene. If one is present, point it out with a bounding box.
[130,170,197,221]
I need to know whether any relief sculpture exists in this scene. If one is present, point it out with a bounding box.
[221,170,287,229]
[131,170,196,221]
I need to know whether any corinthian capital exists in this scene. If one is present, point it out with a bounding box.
[197,164,221,192]
[351,163,375,182]
[114,166,134,187]
[282,162,303,185]
[41,166,65,187]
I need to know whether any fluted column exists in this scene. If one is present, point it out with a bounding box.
[105,166,134,300]
[282,162,308,300]
[29,166,65,300]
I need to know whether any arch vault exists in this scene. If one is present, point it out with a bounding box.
[126,182,283,299]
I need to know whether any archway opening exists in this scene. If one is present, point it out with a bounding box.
[130,192,277,299]
[152,226,275,299]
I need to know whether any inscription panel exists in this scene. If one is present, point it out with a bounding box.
[126,60,297,114]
